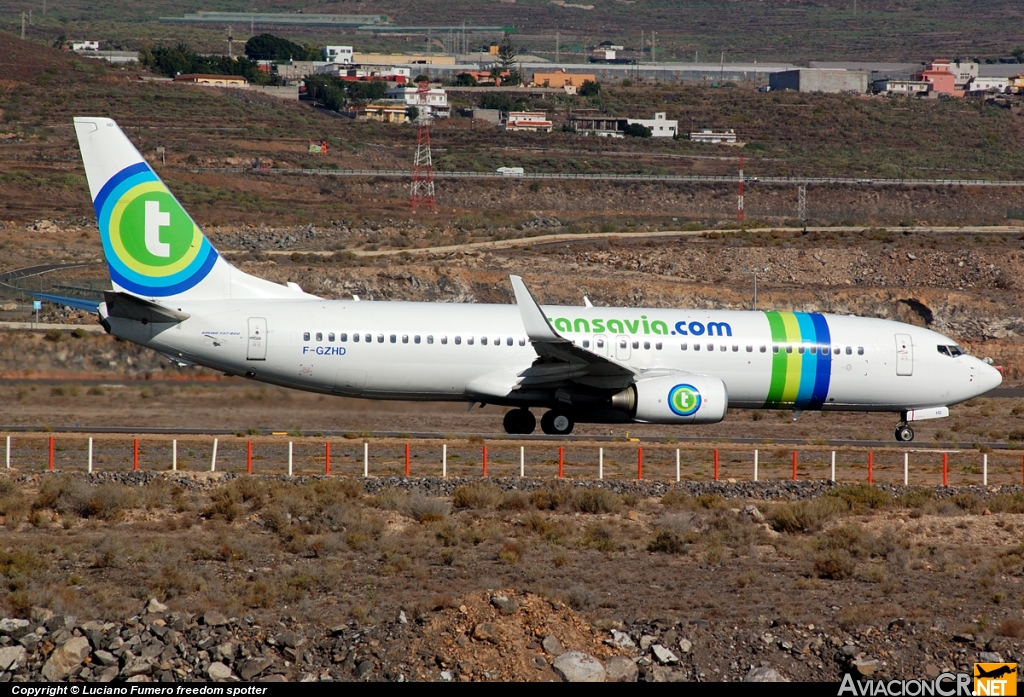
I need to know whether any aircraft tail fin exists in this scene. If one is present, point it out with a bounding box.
[73,117,308,302]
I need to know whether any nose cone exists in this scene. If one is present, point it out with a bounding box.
[977,362,1003,395]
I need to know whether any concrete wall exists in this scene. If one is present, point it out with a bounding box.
[770,69,868,93]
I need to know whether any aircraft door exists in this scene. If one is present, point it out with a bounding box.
[895,333,913,376]
[615,335,631,361]
[247,317,267,361]
[593,334,609,357]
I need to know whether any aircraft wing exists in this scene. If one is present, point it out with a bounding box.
[510,275,637,391]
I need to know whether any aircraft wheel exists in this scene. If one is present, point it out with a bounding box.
[503,409,536,435]
[541,410,574,436]
[895,424,914,442]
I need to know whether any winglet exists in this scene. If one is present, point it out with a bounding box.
[510,275,565,343]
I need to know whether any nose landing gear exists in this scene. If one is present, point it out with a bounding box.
[502,409,536,435]
[895,423,914,442]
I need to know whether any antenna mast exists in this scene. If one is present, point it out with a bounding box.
[410,81,437,213]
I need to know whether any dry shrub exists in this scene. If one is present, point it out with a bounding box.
[403,494,449,522]
[497,490,530,511]
[997,618,1024,638]
[828,484,892,513]
[813,549,856,579]
[521,512,570,544]
[204,487,243,522]
[768,497,846,533]
[661,488,693,509]
[579,521,619,552]
[530,482,573,511]
[497,541,523,564]
[367,489,408,511]
[571,488,621,514]
[452,483,502,510]
[647,529,686,554]
[988,493,1024,514]
[35,477,140,522]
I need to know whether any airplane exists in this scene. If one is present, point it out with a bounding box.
[59,117,1002,441]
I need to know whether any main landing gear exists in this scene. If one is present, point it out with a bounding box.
[895,423,915,442]
[503,409,536,435]
[540,410,575,436]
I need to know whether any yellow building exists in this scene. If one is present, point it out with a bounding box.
[532,70,596,89]
[1013,74,1024,93]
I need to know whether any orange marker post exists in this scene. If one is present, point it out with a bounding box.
[405,443,411,477]
[482,445,488,477]
[637,448,643,480]
[943,452,948,487]
[133,438,138,471]
[792,450,798,481]
[714,449,719,482]
[325,442,331,476]
[247,441,253,474]
[48,436,54,471]
[558,447,564,479]
[867,451,873,484]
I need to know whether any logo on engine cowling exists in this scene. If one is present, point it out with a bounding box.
[668,384,702,417]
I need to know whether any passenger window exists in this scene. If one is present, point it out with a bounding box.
[402,335,409,344]
[414,335,421,344]
[493,337,499,346]
[707,344,714,351]
[809,346,816,355]
[455,336,462,345]
[786,346,793,354]
[315,332,323,342]
[746,345,753,352]
[303,332,310,341]
[632,341,639,349]
[340,333,347,342]
[377,334,384,343]
[467,337,474,345]
[519,338,526,346]
[440,336,447,345]
[694,343,700,351]
[798,346,805,355]
[481,337,488,345]
[720,345,726,352]
[733,345,739,352]
[845,347,852,355]
[328,333,335,342]
[619,339,627,348]
[597,339,605,348]
[833,347,840,355]
[760,345,766,353]
[427,335,433,344]
[365,334,371,343]
[655,342,662,350]
[582,340,590,348]
[857,347,864,355]
[353,334,360,343]
[643,341,650,350]
[681,343,687,350]
[772,345,779,354]
[506,337,513,346]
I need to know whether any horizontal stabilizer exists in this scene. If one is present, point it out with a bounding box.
[103,291,190,324]
[29,293,101,314]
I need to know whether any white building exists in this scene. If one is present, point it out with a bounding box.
[873,79,930,95]
[323,46,354,64]
[504,112,553,132]
[385,86,450,118]
[690,129,736,144]
[627,112,678,138]
[967,76,1010,93]
[71,41,100,51]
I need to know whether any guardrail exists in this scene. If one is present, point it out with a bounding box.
[190,167,1024,187]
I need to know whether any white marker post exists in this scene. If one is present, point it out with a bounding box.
[172,439,177,471]
[676,449,681,483]
[442,443,447,479]
[904,452,909,486]
[983,453,988,487]
[363,442,369,478]
[598,448,604,480]
[87,437,93,474]
[288,441,293,477]
[519,446,524,478]
[831,451,836,483]
[753,449,758,482]
[210,438,218,472]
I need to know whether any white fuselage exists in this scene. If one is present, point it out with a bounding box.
[108,299,1001,417]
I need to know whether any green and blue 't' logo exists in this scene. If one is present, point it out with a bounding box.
[668,384,702,417]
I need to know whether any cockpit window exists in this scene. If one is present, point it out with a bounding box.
[937,345,964,357]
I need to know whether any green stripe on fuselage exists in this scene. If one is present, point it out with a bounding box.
[765,312,788,406]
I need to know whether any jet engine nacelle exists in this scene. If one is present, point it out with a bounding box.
[614,373,728,424]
